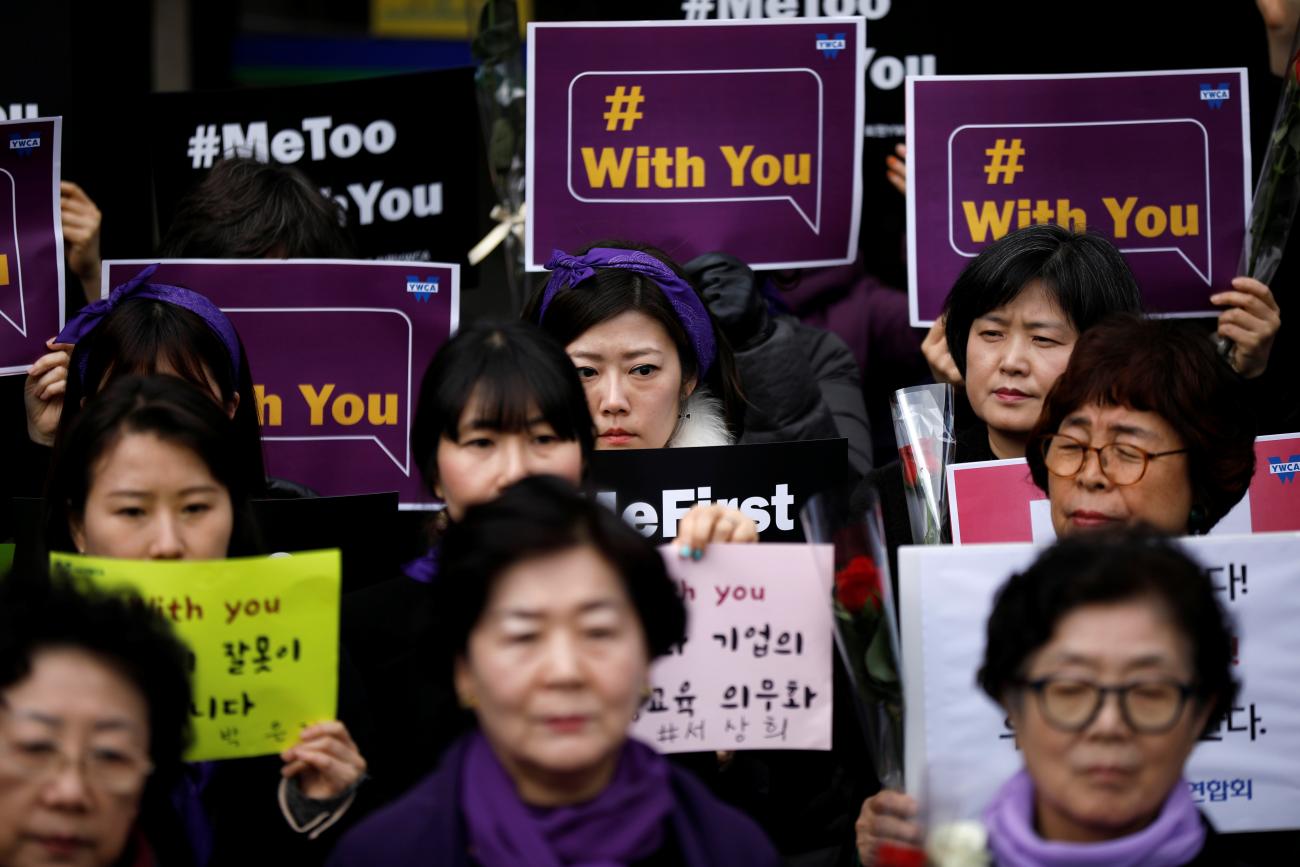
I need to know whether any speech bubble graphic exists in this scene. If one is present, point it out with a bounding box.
[0,169,28,337]
[567,70,824,233]
[947,120,1212,284]
[223,308,412,475]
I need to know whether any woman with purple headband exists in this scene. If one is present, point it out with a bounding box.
[22,265,275,497]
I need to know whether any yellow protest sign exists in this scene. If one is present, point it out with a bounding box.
[50,550,341,762]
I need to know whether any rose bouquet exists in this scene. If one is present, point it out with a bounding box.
[1242,26,1300,284]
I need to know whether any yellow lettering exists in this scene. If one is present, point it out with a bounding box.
[1135,205,1167,238]
[961,200,1015,243]
[720,145,754,186]
[783,153,811,185]
[1102,196,1137,238]
[751,154,781,186]
[331,393,364,426]
[254,385,282,427]
[0,253,8,285]
[580,147,634,188]
[298,383,335,425]
[635,145,650,188]
[367,393,398,425]
[676,147,705,187]
[1058,199,1086,232]
[1170,204,1199,237]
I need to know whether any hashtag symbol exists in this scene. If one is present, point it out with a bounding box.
[680,0,715,18]
[983,138,1025,185]
[187,124,221,169]
[603,86,645,132]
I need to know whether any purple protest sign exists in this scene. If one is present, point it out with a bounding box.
[526,19,863,270]
[906,70,1251,325]
[0,117,64,375]
[102,259,458,507]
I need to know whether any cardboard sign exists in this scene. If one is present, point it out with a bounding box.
[588,438,848,544]
[947,433,1300,544]
[102,259,459,507]
[148,69,485,266]
[526,19,863,270]
[0,116,63,375]
[907,70,1251,325]
[51,550,342,762]
[900,534,1300,832]
[632,543,834,752]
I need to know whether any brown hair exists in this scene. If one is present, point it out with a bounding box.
[1026,315,1255,533]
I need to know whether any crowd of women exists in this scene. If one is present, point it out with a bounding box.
[1,38,1296,867]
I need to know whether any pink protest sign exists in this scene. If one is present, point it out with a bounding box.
[630,543,833,753]
[947,433,1300,544]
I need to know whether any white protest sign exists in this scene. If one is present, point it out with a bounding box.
[631,543,834,753]
[900,533,1300,833]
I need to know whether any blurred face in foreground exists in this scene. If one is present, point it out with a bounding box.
[455,544,649,806]
[1007,600,1210,843]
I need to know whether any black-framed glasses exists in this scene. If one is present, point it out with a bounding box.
[1018,676,1195,734]
[1039,434,1188,487]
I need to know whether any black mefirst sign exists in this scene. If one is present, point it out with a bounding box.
[149,68,486,266]
[588,438,848,544]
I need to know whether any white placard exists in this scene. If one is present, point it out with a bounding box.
[631,543,834,753]
[901,533,1300,832]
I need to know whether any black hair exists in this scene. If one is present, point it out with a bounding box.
[42,374,259,558]
[434,475,688,663]
[58,296,268,496]
[521,239,746,441]
[943,225,1144,377]
[977,530,1238,736]
[0,569,193,809]
[410,320,595,494]
[159,156,355,259]
[1027,315,1255,534]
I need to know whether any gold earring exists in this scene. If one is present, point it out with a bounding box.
[459,692,477,710]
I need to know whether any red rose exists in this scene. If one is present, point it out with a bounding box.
[1292,48,1300,85]
[898,444,919,487]
[834,555,883,613]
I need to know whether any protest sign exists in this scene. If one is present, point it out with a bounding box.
[0,542,12,577]
[632,543,834,752]
[900,533,1300,832]
[589,438,848,544]
[102,259,459,507]
[0,116,63,375]
[526,19,863,270]
[906,70,1251,325]
[50,549,342,762]
[148,69,485,267]
[947,432,1300,544]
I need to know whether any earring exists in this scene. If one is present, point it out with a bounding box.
[459,692,477,710]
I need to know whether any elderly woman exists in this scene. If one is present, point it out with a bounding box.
[328,476,780,866]
[975,531,1238,865]
[1026,315,1256,536]
[0,574,192,867]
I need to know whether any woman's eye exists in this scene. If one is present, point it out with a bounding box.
[533,434,559,446]
[115,507,146,518]
[1032,336,1060,346]
[464,437,494,449]
[585,627,617,640]
[183,502,212,515]
[575,366,597,380]
[90,747,132,766]
[630,364,657,376]
[506,633,538,645]
[17,740,57,756]
[979,330,1003,340]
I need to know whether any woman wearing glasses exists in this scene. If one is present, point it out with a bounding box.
[976,532,1239,865]
[1026,315,1256,536]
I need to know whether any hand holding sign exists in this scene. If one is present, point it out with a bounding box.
[23,336,72,446]
[1212,276,1280,379]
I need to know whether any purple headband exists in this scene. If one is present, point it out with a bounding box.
[57,264,243,386]
[541,247,716,377]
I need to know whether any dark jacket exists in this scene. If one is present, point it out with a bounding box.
[325,733,782,867]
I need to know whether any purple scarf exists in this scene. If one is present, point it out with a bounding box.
[402,546,439,584]
[984,770,1205,867]
[460,731,674,867]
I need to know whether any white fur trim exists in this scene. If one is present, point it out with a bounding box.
[667,388,733,448]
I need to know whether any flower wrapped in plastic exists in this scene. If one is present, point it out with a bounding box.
[1243,26,1300,284]
[891,384,957,545]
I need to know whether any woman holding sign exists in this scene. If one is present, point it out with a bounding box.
[858,532,1245,865]
[1026,315,1256,537]
[329,475,781,867]
[41,374,370,866]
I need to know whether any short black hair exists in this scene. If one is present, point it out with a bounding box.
[0,569,193,795]
[43,374,260,558]
[160,156,355,259]
[410,320,595,494]
[59,295,268,496]
[434,475,687,663]
[977,530,1238,736]
[943,225,1144,377]
[1027,315,1255,534]
[521,239,746,439]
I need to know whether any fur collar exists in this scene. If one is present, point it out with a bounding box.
[666,388,733,448]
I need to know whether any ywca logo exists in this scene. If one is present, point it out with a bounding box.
[1199,83,1231,109]
[816,33,846,60]
[1268,455,1300,484]
[405,274,439,303]
[7,133,41,156]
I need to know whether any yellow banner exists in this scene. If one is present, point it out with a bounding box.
[50,550,341,762]
[370,0,531,39]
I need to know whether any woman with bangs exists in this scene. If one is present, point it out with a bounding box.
[344,320,754,803]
